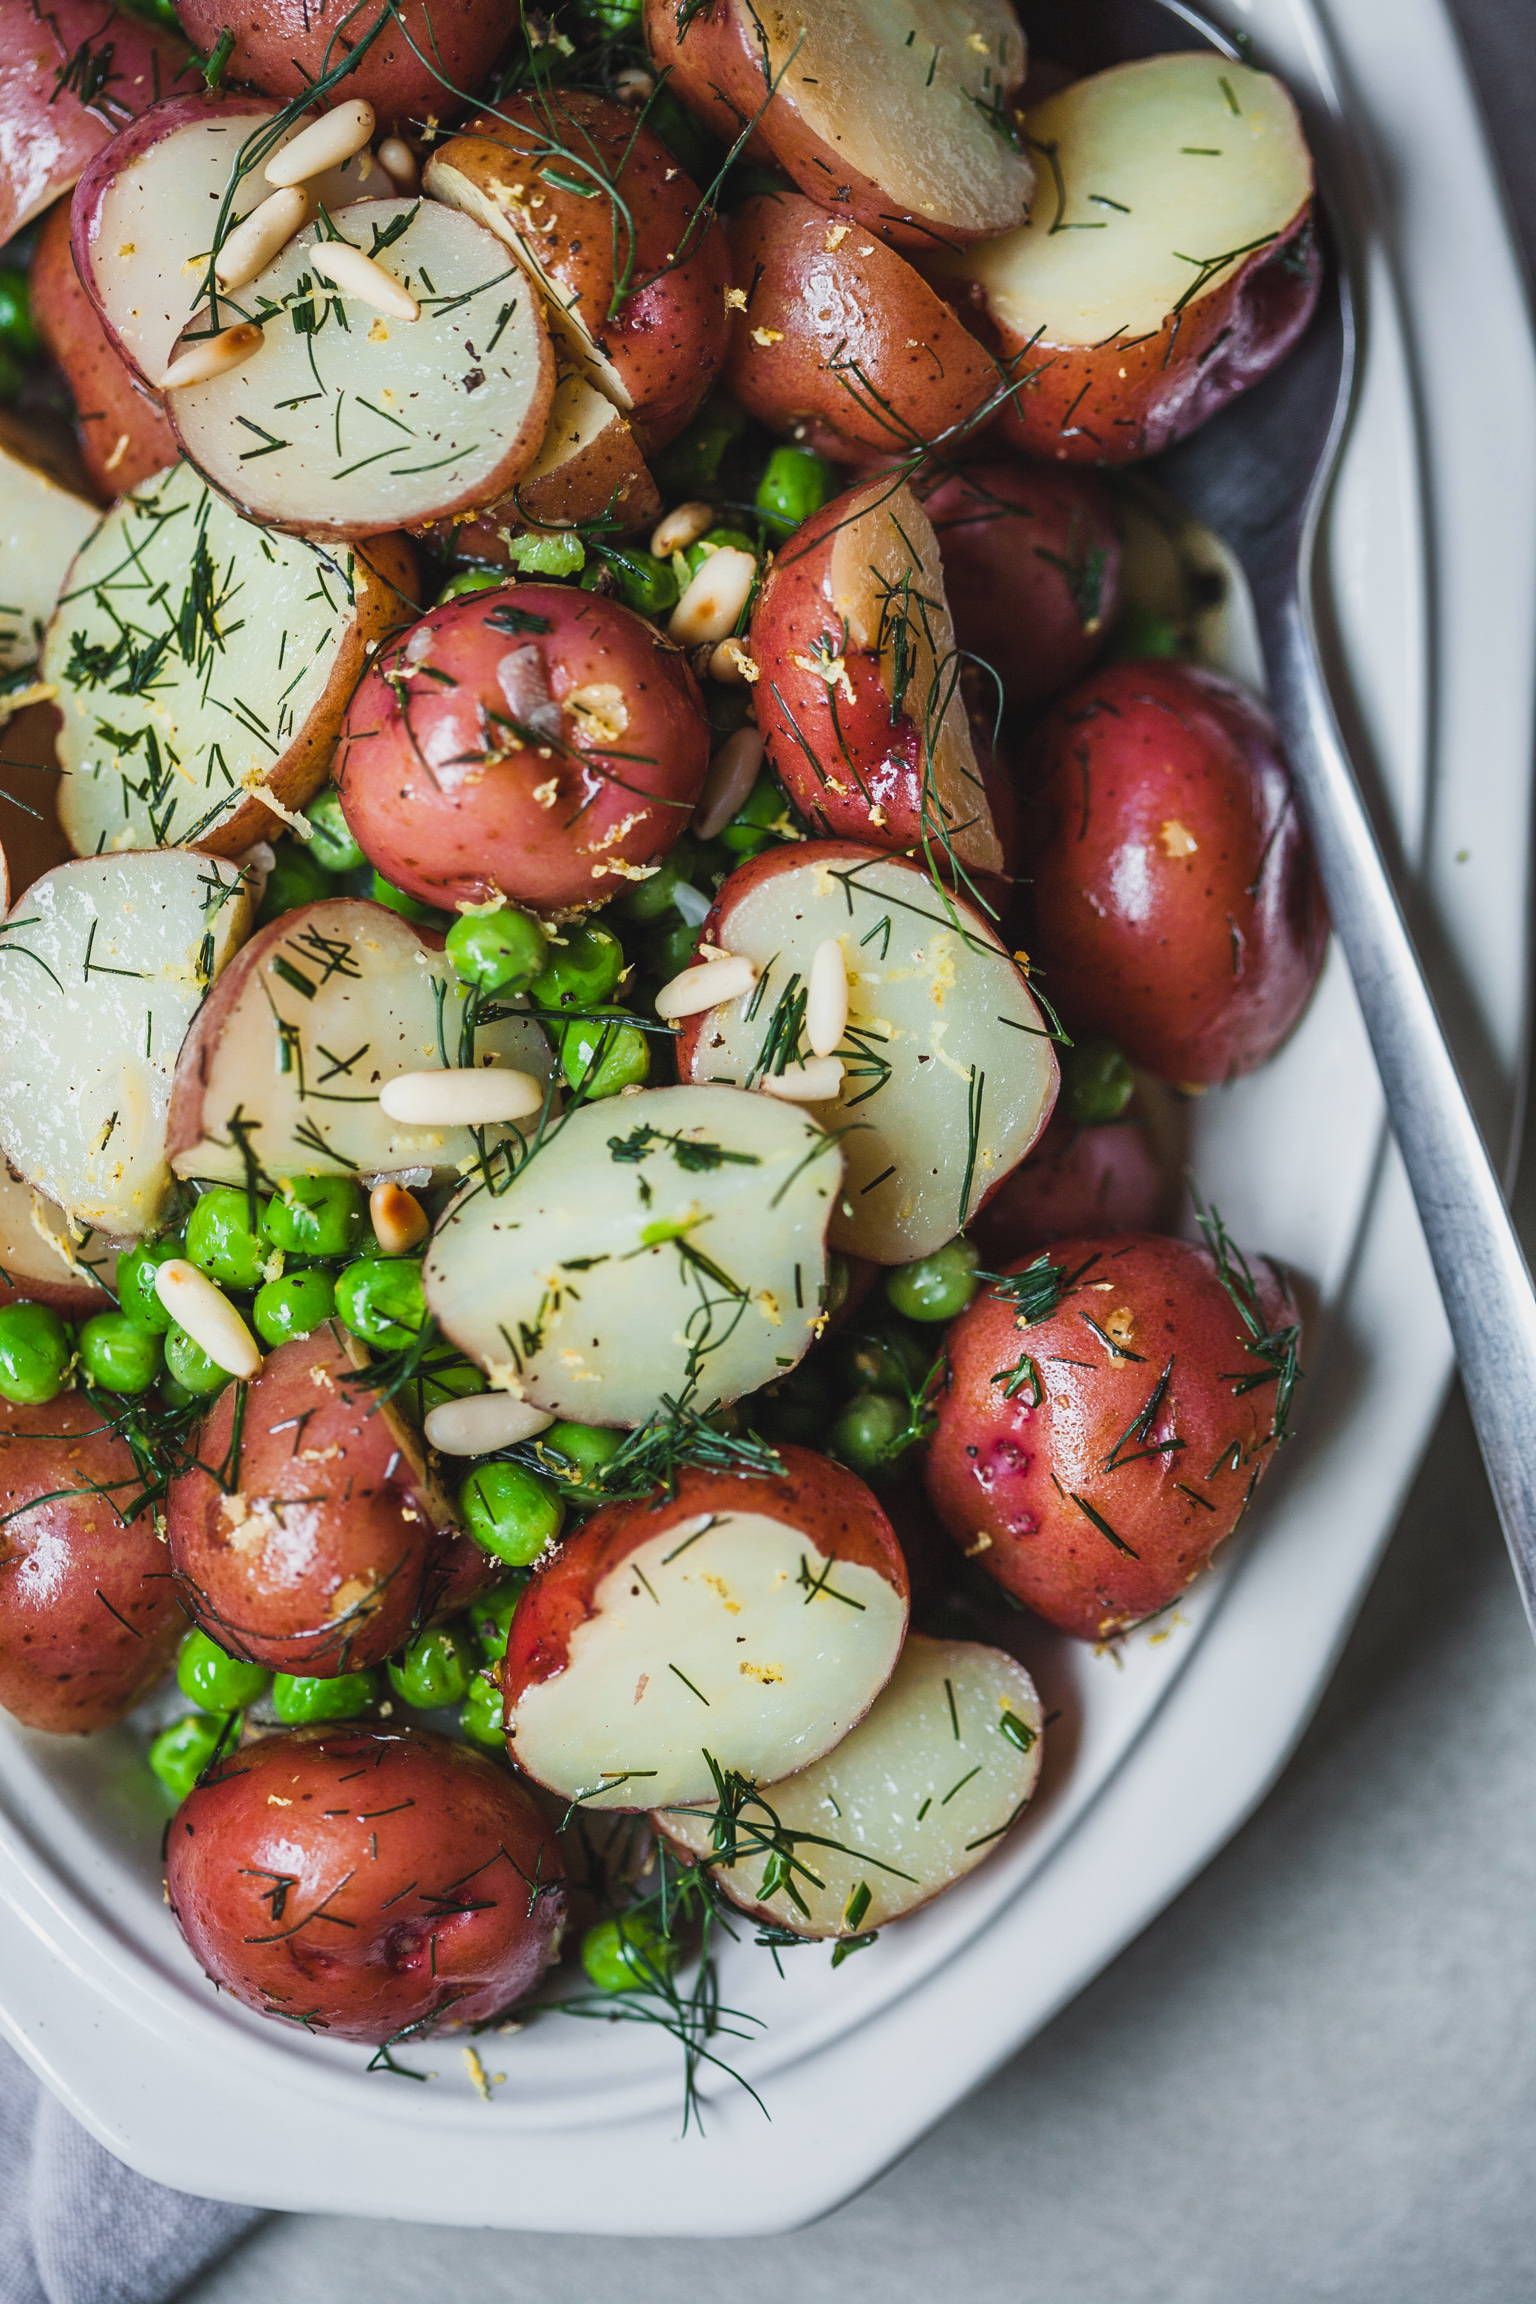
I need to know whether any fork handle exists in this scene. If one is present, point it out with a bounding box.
[1264,585,1536,1627]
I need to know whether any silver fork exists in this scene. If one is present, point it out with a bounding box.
[1019,0,1536,1634]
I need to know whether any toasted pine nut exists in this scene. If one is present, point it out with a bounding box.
[265,99,377,187]
[214,187,308,288]
[614,65,656,104]
[310,238,420,321]
[423,1391,554,1455]
[668,547,756,648]
[154,1261,263,1380]
[375,136,420,192]
[379,1068,545,1127]
[759,1057,844,1103]
[369,1179,429,1255]
[159,323,264,391]
[806,937,850,1058]
[654,952,757,1021]
[693,726,765,838]
[651,500,714,558]
[708,637,759,685]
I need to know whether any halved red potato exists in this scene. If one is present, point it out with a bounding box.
[166,199,554,540]
[503,1449,909,1809]
[167,1323,457,1674]
[0,1390,185,1732]
[0,0,190,246]
[173,0,514,136]
[645,0,1033,251]
[419,374,662,565]
[0,701,72,902]
[926,1229,1299,1640]
[43,460,417,859]
[660,1633,1043,1933]
[969,1110,1164,1266]
[424,92,731,454]
[939,54,1320,464]
[166,1725,565,2044]
[0,851,255,1241]
[30,196,177,502]
[750,477,1003,876]
[675,844,1058,1265]
[725,196,998,463]
[335,584,709,912]
[168,897,555,1191]
[0,1160,118,1314]
[0,410,99,674]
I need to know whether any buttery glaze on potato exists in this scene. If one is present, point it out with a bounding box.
[30,197,175,500]
[172,0,511,133]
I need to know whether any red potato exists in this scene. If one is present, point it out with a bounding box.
[725,195,998,464]
[336,584,709,912]
[0,1160,117,1315]
[1025,659,1327,1085]
[166,1324,458,1676]
[968,1110,1164,1266]
[29,197,177,501]
[166,1725,565,2044]
[416,373,661,567]
[173,0,513,136]
[644,0,1033,252]
[750,475,1004,876]
[0,1391,185,1732]
[425,92,731,454]
[925,1229,1300,1640]
[503,1449,910,1810]
[0,0,190,246]
[0,703,71,900]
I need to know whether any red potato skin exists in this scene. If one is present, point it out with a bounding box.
[0,0,191,245]
[166,1725,565,2043]
[926,1232,1295,1640]
[726,196,998,462]
[0,1391,186,1732]
[335,584,710,912]
[969,1111,1163,1266]
[30,196,176,501]
[172,0,514,134]
[1025,660,1327,1085]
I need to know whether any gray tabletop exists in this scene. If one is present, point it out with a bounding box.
[182,5,1536,2297]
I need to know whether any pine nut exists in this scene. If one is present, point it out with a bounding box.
[376,136,420,192]
[614,65,655,104]
[159,323,264,391]
[265,99,377,187]
[379,1068,546,1126]
[668,547,756,648]
[423,1391,554,1455]
[693,726,765,837]
[759,1057,844,1103]
[310,238,420,322]
[654,952,757,1020]
[154,1261,263,1381]
[650,500,714,557]
[214,187,308,288]
[708,637,759,685]
[369,1179,429,1255]
[807,937,849,1057]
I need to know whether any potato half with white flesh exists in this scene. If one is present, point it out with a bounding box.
[167,897,555,1190]
[43,460,417,860]
[487,372,661,542]
[0,1160,118,1314]
[503,1449,908,1810]
[0,850,254,1240]
[661,1633,1043,1933]
[645,0,1033,251]
[166,200,554,541]
[0,411,99,674]
[677,845,1058,1265]
[942,55,1318,464]
[424,1084,837,1422]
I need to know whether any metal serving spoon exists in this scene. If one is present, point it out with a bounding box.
[1018,0,1536,1635]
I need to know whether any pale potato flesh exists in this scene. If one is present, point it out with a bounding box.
[509,1507,906,1808]
[0,852,254,1240]
[423,1084,838,1421]
[0,1160,117,1304]
[662,1633,1043,1932]
[512,369,657,530]
[0,415,99,673]
[952,56,1311,344]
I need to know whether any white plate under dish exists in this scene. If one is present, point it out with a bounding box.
[0,0,1531,2236]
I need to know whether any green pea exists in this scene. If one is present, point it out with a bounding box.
[884,1236,981,1324]
[372,871,450,929]
[586,544,677,617]
[303,784,367,875]
[460,1669,507,1750]
[826,1390,909,1477]
[119,0,182,28]
[676,527,755,583]
[617,837,699,922]
[469,1575,529,1659]
[77,1311,162,1395]
[148,1712,229,1802]
[646,913,701,983]
[747,1363,827,1447]
[576,0,643,35]
[388,1624,474,1710]
[755,444,835,538]
[527,920,626,1012]
[434,567,507,606]
[335,1255,426,1346]
[445,905,549,993]
[559,1009,650,1099]
[177,1628,271,1712]
[835,1319,930,1397]
[719,770,789,858]
[508,530,586,578]
[539,1420,622,1491]
[1106,605,1186,663]
[650,389,747,501]
[165,1326,233,1396]
[0,268,39,360]
[186,1186,271,1289]
[822,1253,852,1323]
[0,1301,71,1406]
[253,1268,337,1347]
[262,1173,368,1261]
[159,1375,197,1410]
[581,1914,678,1994]
[257,838,333,925]
[1062,1034,1135,1126]
[460,1460,564,1568]
[271,1669,379,1724]
[116,1233,187,1333]
[420,1356,486,1411]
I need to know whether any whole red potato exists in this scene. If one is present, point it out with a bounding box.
[172,0,510,133]
[970,1111,1163,1266]
[166,1725,565,2043]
